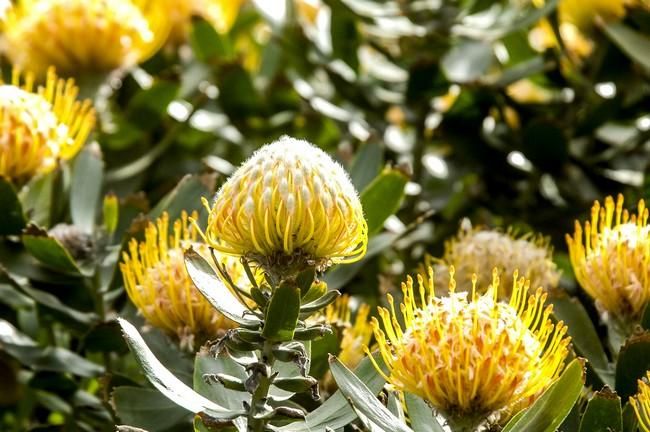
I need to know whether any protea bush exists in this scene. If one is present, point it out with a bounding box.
[2,1,650,431]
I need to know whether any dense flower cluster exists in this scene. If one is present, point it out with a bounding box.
[369,267,570,427]
[0,67,95,184]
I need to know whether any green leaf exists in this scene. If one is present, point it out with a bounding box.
[615,331,650,399]
[194,353,248,432]
[117,318,244,419]
[113,386,191,432]
[22,225,81,275]
[350,142,383,191]
[0,319,103,377]
[603,22,650,71]
[325,231,401,290]
[190,19,233,62]
[0,177,26,235]
[150,174,215,223]
[277,354,387,432]
[360,168,409,235]
[403,393,445,432]
[70,147,104,234]
[330,2,360,72]
[502,359,585,432]
[550,294,611,384]
[184,247,261,328]
[262,282,301,342]
[622,400,639,432]
[578,387,622,432]
[329,355,413,432]
[441,40,494,83]
[127,80,180,129]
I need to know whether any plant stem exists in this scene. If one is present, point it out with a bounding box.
[248,340,276,432]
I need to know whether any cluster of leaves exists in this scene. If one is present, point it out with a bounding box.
[2,0,650,431]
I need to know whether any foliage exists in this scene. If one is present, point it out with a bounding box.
[1,0,650,431]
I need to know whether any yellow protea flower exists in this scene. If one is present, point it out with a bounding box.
[167,0,243,45]
[120,211,246,350]
[2,0,171,76]
[566,194,650,323]
[0,67,95,184]
[632,372,650,432]
[368,268,570,428]
[429,222,560,300]
[198,136,368,270]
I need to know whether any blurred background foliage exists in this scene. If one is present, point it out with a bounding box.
[2,0,650,430]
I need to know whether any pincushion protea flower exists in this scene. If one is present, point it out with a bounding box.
[121,211,247,350]
[429,221,560,300]
[632,372,650,431]
[0,67,95,184]
[368,267,570,429]
[1,0,171,76]
[198,136,367,271]
[566,195,650,323]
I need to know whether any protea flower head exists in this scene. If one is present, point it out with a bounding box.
[120,211,249,350]
[1,0,171,76]
[430,220,560,300]
[632,372,650,431]
[566,194,650,324]
[198,136,368,272]
[368,267,570,429]
[0,67,95,184]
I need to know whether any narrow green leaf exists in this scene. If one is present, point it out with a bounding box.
[441,40,494,83]
[70,147,104,233]
[550,295,610,381]
[0,319,103,377]
[403,393,445,432]
[150,174,215,223]
[184,247,261,328]
[0,177,25,235]
[329,356,413,432]
[350,142,383,191]
[113,386,191,431]
[622,400,639,432]
[325,231,401,290]
[502,359,585,432]
[603,22,650,71]
[615,331,650,399]
[262,282,301,342]
[361,167,409,235]
[578,387,622,432]
[194,353,248,432]
[22,225,81,275]
[117,318,243,419]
